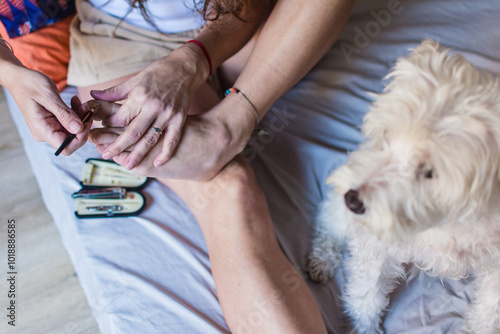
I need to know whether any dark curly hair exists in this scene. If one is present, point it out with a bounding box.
[122,0,251,31]
[195,0,249,21]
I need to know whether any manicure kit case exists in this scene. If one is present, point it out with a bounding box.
[73,159,148,218]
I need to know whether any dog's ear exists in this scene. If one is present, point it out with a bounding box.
[479,110,500,182]
[432,112,499,218]
[437,103,500,200]
[454,71,500,182]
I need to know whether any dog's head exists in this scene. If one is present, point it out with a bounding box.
[330,40,500,243]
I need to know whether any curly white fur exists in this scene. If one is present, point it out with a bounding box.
[307,40,500,334]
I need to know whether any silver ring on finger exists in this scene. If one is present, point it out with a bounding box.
[151,126,163,135]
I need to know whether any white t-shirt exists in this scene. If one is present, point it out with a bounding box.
[89,0,205,33]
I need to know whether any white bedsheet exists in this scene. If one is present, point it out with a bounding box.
[6,0,500,333]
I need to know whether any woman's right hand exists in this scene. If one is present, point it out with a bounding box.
[2,64,87,154]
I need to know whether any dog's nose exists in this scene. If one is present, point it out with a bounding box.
[344,190,365,214]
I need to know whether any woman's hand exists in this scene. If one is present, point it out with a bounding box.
[2,65,88,154]
[89,96,255,180]
[90,43,211,170]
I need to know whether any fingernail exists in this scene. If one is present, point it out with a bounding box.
[102,152,112,160]
[70,120,83,133]
[154,160,162,168]
[125,161,135,170]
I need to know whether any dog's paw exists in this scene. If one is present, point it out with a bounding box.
[305,249,341,283]
[345,297,385,334]
[353,323,384,334]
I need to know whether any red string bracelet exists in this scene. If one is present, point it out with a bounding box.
[185,40,213,76]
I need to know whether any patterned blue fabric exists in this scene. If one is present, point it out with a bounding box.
[0,0,75,38]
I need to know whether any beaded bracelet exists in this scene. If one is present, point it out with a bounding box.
[0,38,14,54]
[225,87,259,129]
[185,40,212,76]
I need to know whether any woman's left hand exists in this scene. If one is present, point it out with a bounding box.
[90,43,210,170]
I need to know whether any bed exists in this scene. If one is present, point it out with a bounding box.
[6,0,500,332]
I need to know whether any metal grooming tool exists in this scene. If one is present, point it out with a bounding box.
[72,187,126,199]
[86,204,124,214]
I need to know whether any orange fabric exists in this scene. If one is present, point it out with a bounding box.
[0,15,74,91]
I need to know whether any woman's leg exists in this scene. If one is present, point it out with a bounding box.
[159,156,327,334]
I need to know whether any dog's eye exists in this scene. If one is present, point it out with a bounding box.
[424,168,433,179]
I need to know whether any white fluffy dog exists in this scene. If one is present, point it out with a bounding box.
[307,40,500,334]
